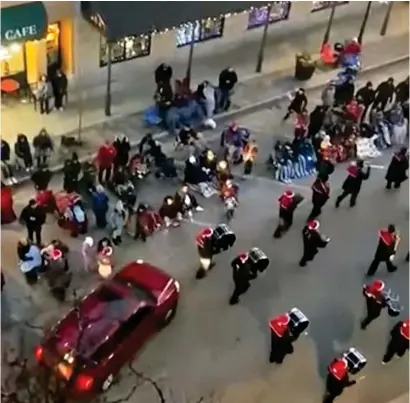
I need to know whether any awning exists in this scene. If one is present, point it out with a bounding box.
[1,1,48,46]
[81,1,270,41]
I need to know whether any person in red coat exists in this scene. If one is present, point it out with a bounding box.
[1,182,17,224]
[269,313,293,364]
[96,141,116,184]
[383,319,409,364]
[360,279,387,330]
[273,190,303,238]
[323,357,356,403]
[343,37,362,57]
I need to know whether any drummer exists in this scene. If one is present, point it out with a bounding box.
[247,247,270,280]
[229,252,252,305]
[360,279,387,330]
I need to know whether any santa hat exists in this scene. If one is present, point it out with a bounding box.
[238,252,248,263]
[366,279,385,294]
[328,358,348,381]
[101,246,113,257]
[283,190,294,198]
[50,248,63,260]
[200,227,213,238]
[307,220,320,231]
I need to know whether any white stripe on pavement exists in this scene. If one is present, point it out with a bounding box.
[369,164,386,169]
[238,174,311,191]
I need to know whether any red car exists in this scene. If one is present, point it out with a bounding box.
[34,260,180,399]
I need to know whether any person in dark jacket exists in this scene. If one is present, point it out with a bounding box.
[154,63,173,86]
[31,166,52,191]
[218,67,238,111]
[139,133,155,155]
[32,129,53,167]
[308,173,330,220]
[19,199,46,244]
[395,76,409,105]
[14,134,33,172]
[385,147,408,190]
[283,88,307,120]
[229,253,252,305]
[63,152,81,192]
[373,77,395,111]
[308,105,326,138]
[113,134,131,171]
[51,69,68,111]
[299,220,330,267]
[335,160,371,208]
[1,272,5,292]
[91,185,109,229]
[355,81,375,123]
[154,81,174,123]
[1,139,16,184]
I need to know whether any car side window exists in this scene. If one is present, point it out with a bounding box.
[91,306,152,362]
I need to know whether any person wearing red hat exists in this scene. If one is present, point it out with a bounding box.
[229,252,251,305]
[273,190,304,238]
[382,319,410,364]
[308,173,330,221]
[367,224,398,276]
[269,313,293,364]
[299,220,330,267]
[323,357,356,403]
[196,227,215,279]
[360,279,387,330]
[335,160,370,208]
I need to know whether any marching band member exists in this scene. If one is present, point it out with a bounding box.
[383,319,410,364]
[269,313,293,364]
[366,224,399,276]
[273,190,303,238]
[299,220,330,267]
[360,279,387,330]
[195,227,215,279]
[229,252,251,305]
[242,139,258,175]
[385,147,408,190]
[308,173,330,221]
[335,159,370,208]
[323,357,356,403]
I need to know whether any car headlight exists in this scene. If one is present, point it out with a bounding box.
[174,280,180,293]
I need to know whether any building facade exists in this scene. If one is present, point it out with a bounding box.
[0,1,398,92]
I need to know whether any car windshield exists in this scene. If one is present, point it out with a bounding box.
[50,284,141,359]
[113,276,155,303]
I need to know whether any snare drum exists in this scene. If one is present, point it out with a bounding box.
[212,224,236,254]
[343,348,367,374]
[288,307,310,339]
[248,248,269,273]
[387,300,402,317]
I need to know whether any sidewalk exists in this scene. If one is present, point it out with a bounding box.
[388,394,410,403]
[1,3,408,142]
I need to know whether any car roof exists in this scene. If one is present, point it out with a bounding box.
[114,260,173,296]
[44,282,147,359]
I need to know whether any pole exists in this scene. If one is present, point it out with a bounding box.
[73,16,83,142]
[255,3,272,73]
[380,2,394,36]
[104,41,113,117]
[186,27,195,88]
[322,4,336,46]
[358,1,372,44]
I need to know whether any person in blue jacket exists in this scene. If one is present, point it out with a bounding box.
[91,185,109,229]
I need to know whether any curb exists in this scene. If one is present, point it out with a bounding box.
[13,54,409,186]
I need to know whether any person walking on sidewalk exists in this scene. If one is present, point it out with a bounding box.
[218,67,238,112]
[1,139,17,185]
[32,129,53,167]
[382,319,409,364]
[19,199,46,245]
[395,76,409,106]
[35,74,53,114]
[283,88,307,121]
[51,69,68,111]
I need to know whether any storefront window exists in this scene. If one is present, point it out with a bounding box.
[99,35,151,67]
[247,2,292,29]
[176,17,225,48]
[311,1,349,12]
[46,23,61,70]
[0,43,25,77]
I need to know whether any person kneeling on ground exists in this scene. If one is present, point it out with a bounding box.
[133,203,163,242]
[174,184,203,220]
[159,196,181,228]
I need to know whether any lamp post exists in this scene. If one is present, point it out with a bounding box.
[322,3,337,47]
[380,2,394,36]
[255,3,273,73]
[186,26,196,88]
[104,41,113,117]
[358,1,372,44]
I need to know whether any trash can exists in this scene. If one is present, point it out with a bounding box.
[295,53,316,81]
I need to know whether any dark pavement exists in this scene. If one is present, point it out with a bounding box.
[1,61,409,403]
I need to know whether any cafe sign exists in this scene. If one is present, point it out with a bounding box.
[1,1,47,45]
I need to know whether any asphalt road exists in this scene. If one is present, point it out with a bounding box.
[1,61,409,403]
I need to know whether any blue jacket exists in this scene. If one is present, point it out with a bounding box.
[91,191,109,213]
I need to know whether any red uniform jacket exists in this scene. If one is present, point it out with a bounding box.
[328,358,349,381]
[269,314,290,338]
[344,41,362,56]
[379,229,395,247]
[97,144,116,169]
[279,192,294,210]
[345,101,364,122]
[400,319,410,340]
[196,227,213,249]
[312,179,330,202]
